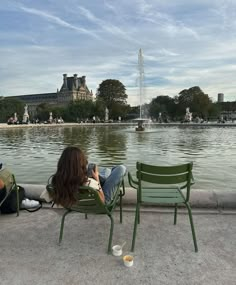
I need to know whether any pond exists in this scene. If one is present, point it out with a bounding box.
[0,124,235,192]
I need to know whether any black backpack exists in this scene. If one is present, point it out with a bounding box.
[0,185,25,214]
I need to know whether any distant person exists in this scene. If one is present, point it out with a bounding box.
[47,146,126,206]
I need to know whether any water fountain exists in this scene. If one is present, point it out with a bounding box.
[135,48,149,131]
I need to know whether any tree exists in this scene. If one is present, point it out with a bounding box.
[0,97,24,123]
[96,79,128,119]
[36,103,51,121]
[94,100,106,120]
[149,95,175,120]
[176,86,212,119]
[65,100,95,122]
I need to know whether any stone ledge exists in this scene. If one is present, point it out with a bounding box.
[21,184,236,209]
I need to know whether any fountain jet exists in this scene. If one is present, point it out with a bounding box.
[135,48,148,131]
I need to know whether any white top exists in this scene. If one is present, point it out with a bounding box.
[85,177,101,191]
[40,177,101,203]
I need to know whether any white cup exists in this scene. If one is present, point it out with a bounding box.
[112,245,122,256]
[123,255,134,267]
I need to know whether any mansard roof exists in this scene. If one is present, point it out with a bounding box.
[60,74,89,92]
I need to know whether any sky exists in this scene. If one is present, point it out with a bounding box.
[1,0,236,106]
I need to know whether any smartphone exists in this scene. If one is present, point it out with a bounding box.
[87,163,96,177]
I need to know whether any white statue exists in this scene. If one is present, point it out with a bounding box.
[185,107,192,122]
[22,104,29,123]
[105,107,109,122]
[49,112,53,123]
[14,113,18,123]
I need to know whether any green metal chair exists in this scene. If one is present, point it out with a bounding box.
[46,179,125,254]
[128,162,198,252]
[0,168,20,216]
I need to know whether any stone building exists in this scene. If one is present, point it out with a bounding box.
[8,74,93,116]
[217,93,224,102]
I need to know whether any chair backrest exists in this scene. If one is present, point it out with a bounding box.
[46,184,109,214]
[0,168,16,192]
[136,162,193,201]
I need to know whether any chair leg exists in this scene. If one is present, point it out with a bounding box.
[119,191,123,224]
[16,186,20,217]
[119,179,125,223]
[185,202,198,252]
[137,204,141,224]
[107,215,114,254]
[131,203,140,252]
[174,203,178,225]
[59,210,70,245]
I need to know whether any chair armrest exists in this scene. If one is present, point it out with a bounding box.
[128,172,138,189]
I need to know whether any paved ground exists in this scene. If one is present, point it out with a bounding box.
[0,207,235,285]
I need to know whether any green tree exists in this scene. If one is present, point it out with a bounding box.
[125,105,140,120]
[208,102,221,119]
[94,100,106,120]
[0,97,24,123]
[51,106,65,119]
[149,95,175,121]
[177,86,212,119]
[36,103,51,121]
[65,100,95,122]
[96,79,128,119]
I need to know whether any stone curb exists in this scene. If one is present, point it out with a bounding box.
[21,184,236,210]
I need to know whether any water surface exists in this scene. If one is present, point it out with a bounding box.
[0,125,235,192]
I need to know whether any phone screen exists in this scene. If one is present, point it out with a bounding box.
[87,163,96,177]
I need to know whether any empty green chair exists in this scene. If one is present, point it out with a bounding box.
[46,179,125,254]
[128,162,198,252]
[0,168,20,216]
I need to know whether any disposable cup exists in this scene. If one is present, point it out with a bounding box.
[123,255,134,267]
[112,245,122,256]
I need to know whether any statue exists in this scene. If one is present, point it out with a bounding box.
[48,112,53,123]
[185,107,192,122]
[22,104,29,124]
[13,113,18,124]
[105,108,109,122]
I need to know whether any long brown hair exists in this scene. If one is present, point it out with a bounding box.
[51,146,88,206]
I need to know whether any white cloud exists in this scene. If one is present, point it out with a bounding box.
[20,5,99,39]
[0,0,236,104]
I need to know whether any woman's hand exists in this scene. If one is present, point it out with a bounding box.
[92,165,100,182]
[92,166,105,203]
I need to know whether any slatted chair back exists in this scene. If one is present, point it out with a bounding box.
[136,162,193,202]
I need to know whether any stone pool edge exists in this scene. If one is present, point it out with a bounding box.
[21,184,236,210]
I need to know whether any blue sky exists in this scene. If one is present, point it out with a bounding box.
[1,0,236,106]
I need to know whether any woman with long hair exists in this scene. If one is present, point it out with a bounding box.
[49,146,126,206]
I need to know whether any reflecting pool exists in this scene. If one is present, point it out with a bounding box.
[0,125,235,192]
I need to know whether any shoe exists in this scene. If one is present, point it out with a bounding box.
[21,198,40,209]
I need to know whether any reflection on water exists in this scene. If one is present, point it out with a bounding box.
[0,125,236,191]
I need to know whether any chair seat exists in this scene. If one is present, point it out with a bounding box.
[141,187,185,204]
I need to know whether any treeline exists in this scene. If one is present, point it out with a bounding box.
[1,84,235,123]
[148,86,222,121]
